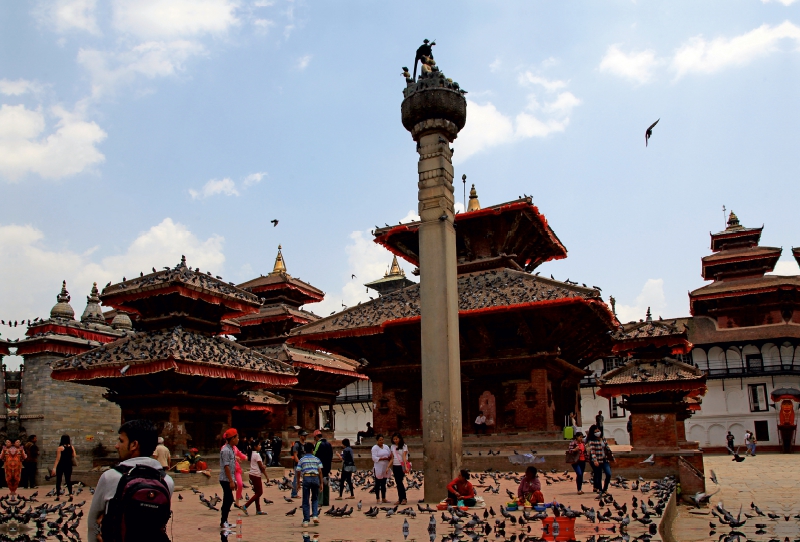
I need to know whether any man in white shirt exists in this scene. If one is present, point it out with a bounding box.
[474,411,488,435]
[152,437,171,469]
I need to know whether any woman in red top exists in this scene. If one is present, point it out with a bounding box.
[568,432,587,494]
[517,466,544,504]
[446,469,476,506]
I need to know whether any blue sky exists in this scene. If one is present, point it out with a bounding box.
[2,1,800,366]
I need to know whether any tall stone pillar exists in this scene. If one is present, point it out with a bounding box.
[401,49,467,502]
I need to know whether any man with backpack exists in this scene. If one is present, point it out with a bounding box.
[290,430,308,498]
[88,420,174,542]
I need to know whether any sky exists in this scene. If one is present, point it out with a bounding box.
[2,1,800,368]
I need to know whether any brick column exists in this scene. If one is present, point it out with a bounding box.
[630,412,679,451]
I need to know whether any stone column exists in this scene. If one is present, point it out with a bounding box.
[401,68,467,502]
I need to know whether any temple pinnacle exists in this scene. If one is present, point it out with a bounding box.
[271,245,287,275]
[467,184,481,212]
[726,210,742,230]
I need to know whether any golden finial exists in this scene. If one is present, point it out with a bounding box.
[726,210,742,230]
[467,183,481,212]
[270,245,287,275]
[386,255,405,277]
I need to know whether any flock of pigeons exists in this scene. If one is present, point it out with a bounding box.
[0,490,85,542]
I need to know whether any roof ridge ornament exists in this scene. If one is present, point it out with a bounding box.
[467,183,481,212]
[645,307,652,323]
[726,210,743,231]
[81,282,105,324]
[50,280,75,320]
[270,245,287,275]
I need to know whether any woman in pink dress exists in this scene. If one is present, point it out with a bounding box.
[221,441,248,508]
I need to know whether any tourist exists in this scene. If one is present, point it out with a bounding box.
[219,428,239,531]
[474,411,488,435]
[745,430,757,456]
[568,431,587,494]
[1,439,26,495]
[290,430,308,498]
[270,432,283,467]
[313,430,334,506]
[568,412,577,432]
[242,440,269,516]
[626,415,633,446]
[51,434,77,500]
[297,442,323,528]
[22,435,38,489]
[726,431,735,453]
[152,437,171,469]
[595,411,605,436]
[446,469,476,506]
[336,438,356,500]
[517,466,544,504]
[390,432,409,505]
[371,434,391,503]
[88,419,174,542]
[587,424,613,494]
[356,422,374,445]
[230,441,248,509]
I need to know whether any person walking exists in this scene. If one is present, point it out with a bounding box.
[51,435,77,500]
[231,443,247,508]
[371,434,391,503]
[595,411,605,436]
[726,431,735,454]
[87,419,174,542]
[567,432,587,494]
[290,430,308,498]
[22,435,38,489]
[297,442,323,528]
[336,438,356,500]
[390,432,408,505]
[152,437,171,469]
[270,432,282,467]
[1,440,26,495]
[219,428,239,531]
[587,424,613,494]
[745,430,757,456]
[242,440,269,516]
[312,430,333,506]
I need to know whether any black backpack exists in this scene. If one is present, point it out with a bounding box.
[101,464,172,542]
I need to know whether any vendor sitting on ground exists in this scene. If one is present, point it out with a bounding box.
[446,469,476,506]
[173,447,211,476]
[517,466,544,504]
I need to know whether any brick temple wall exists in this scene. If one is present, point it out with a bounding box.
[631,412,679,450]
[21,354,121,475]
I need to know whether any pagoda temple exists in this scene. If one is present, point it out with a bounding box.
[289,191,617,434]
[12,282,129,468]
[598,311,707,492]
[50,257,298,451]
[365,256,414,296]
[232,246,366,434]
[689,212,800,365]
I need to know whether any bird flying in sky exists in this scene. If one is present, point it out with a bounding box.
[645,119,659,147]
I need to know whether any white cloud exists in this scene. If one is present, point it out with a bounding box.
[456,90,580,162]
[762,0,798,5]
[672,21,800,78]
[78,40,206,97]
[0,103,106,181]
[399,210,419,224]
[599,45,660,84]
[112,0,240,39]
[243,171,266,187]
[297,55,311,70]
[36,0,100,35]
[0,218,225,365]
[518,73,567,92]
[313,230,417,317]
[489,58,502,72]
[614,278,667,324]
[189,177,239,199]
[253,18,275,33]
[768,259,800,275]
[0,79,45,96]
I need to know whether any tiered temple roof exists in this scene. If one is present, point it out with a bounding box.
[611,308,693,358]
[364,255,414,296]
[690,212,800,333]
[51,257,297,391]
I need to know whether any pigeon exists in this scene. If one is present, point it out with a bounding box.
[641,454,655,465]
[270,219,279,227]
[645,119,659,147]
[285,507,297,516]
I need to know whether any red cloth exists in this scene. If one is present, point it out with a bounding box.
[446,478,475,499]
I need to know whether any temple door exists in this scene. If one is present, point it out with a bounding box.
[478,391,497,429]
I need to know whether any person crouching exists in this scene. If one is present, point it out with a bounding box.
[446,469,476,506]
[517,466,544,505]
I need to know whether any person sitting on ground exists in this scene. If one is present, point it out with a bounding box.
[446,469,476,507]
[517,466,545,504]
[356,422,374,445]
[173,448,210,476]
[474,411,488,435]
